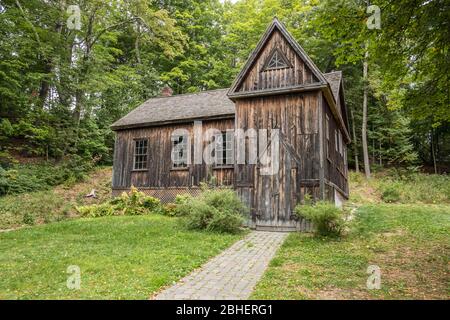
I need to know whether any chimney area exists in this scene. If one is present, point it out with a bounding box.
[160,86,173,97]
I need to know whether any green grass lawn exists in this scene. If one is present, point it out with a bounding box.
[252,204,450,300]
[0,215,242,299]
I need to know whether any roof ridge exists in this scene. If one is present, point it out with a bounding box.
[146,88,230,101]
[323,70,342,75]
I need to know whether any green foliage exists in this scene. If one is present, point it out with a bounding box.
[0,190,67,229]
[380,184,401,203]
[175,194,192,206]
[295,201,346,237]
[22,212,36,226]
[180,188,247,233]
[0,162,92,196]
[76,203,115,218]
[157,194,193,217]
[0,0,448,174]
[160,203,178,217]
[77,187,161,217]
[350,170,450,204]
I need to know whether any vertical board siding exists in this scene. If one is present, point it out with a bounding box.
[322,96,349,197]
[237,30,319,93]
[235,92,320,230]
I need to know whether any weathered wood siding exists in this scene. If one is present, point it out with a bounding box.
[322,96,349,198]
[235,92,321,230]
[236,29,318,93]
[112,119,235,190]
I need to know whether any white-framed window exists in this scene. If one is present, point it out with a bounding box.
[215,131,233,166]
[339,131,343,155]
[133,139,148,170]
[171,134,188,168]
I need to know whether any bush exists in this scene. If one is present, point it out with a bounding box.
[181,188,247,233]
[76,202,114,218]
[160,203,178,216]
[381,184,401,203]
[295,201,346,237]
[77,187,161,217]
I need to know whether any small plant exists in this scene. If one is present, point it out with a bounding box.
[381,184,401,203]
[160,203,178,216]
[22,212,36,225]
[175,194,191,205]
[77,187,161,217]
[295,201,346,237]
[76,203,114,217]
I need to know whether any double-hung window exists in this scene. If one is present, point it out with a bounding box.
[133,139,148,170]
[172,134,188,168]
[215,131,233,166]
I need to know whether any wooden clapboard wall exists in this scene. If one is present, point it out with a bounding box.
[112,118,235,191]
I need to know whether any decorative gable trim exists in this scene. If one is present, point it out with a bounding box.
[262,47,292,71]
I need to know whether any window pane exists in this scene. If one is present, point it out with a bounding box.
[134,139,148,170]
[172,134,188,168]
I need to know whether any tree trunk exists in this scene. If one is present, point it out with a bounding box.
[350,108,359,172]
[362,45,371,178]
[431,129,437,174]
[135,24,142,64]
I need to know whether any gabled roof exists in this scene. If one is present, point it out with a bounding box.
[111,18,350,143]
[110,75,346,132]
[228,17,327,97]
[111,89,234,130]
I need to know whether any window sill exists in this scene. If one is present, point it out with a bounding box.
[213,165,234,170]
[170,167,189,171]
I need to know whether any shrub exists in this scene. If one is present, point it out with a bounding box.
[76,202,114,218]
[381,184,401,203]
[184,198,218,230]
[182,188,247,233]
[295,201,346,237]
[207,208,245,233]
[77,187,161,217]
[160,203,178,216]
[175,194,192,205]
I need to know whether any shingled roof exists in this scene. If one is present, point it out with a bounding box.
[111,88,235,130]
[323,71,342,102]
[110,74,343,131]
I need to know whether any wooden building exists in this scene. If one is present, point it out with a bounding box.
[111,18,350,231]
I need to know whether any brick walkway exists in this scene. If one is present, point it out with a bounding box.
[154,231,287,300]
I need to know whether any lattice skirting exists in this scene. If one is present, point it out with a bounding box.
[112,187,204,203]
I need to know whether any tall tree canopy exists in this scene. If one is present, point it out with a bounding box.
[0,0,448,172]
